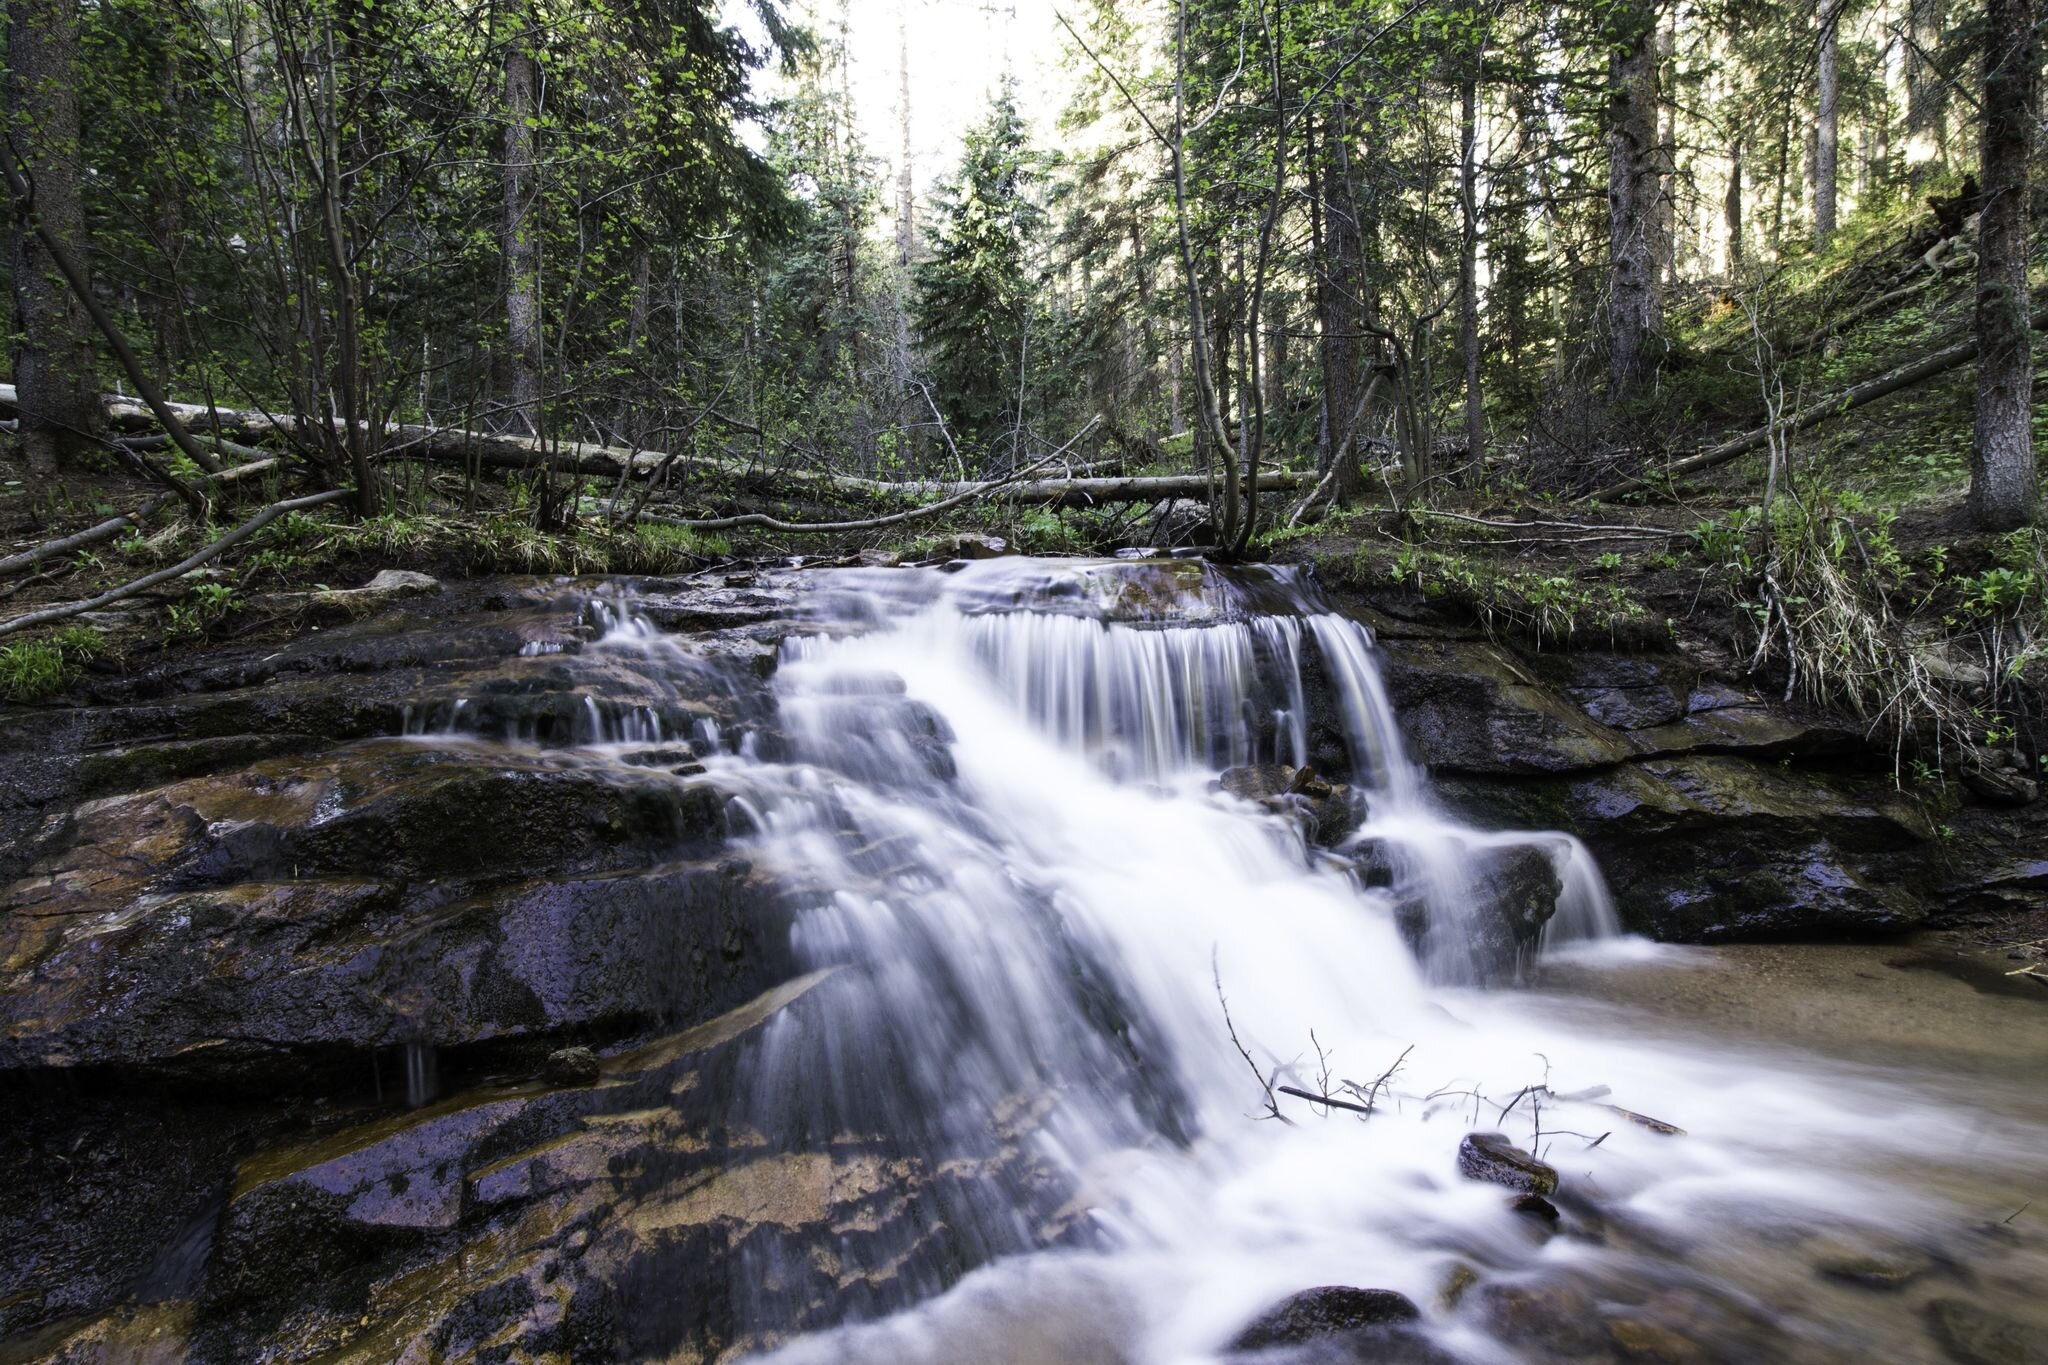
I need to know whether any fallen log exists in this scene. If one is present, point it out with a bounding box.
[1584,309,2048,503]
[0,386,1307,508]
[0,489,351,639]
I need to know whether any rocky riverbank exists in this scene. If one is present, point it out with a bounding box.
[1,560,2042,1361]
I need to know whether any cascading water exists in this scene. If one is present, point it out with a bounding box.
[481,557,2040,1361]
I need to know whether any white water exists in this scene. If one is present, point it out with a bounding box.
[588,558,2039,1361]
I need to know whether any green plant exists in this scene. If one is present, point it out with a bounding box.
[167,581,244,639]
[0,626,106,702]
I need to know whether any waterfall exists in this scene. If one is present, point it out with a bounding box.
[444,558,2012,1359]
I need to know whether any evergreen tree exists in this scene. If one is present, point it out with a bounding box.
[910,81,1044,456]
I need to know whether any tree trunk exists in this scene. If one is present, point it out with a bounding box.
[5,0,98,472]
[1726,139,1745,271]
[1317,101,1365,504]
[1968,0,2038,529]
[502,9,542,437]
[1905,0,1947,187]
[1815,0,1841,243]
[1459,77,1484,465]
[1606,9,1661,400]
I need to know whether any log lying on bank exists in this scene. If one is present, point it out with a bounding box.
[1584,307,2048,503]
[0,385,1307,509]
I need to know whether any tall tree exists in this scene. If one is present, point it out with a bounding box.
[502,2,542,436]
[1968,0,2038,529]
[6,0,99,472]
[910,81,1043,453]
[1458,72,1484,463]
[1813,0,1840,243]
[1605,0,1663,399]
[1903,0,1945,186]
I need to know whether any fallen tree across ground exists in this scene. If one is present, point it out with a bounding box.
[0,388,1306,510]
[1585,308,2048,503]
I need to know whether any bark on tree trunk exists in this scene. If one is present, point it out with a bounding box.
[5,0,98,473]
[1815,0,1841,243]
[1459,77,1485,466]
[1726,139,1745,270]
[1317,101,1366,504]
[1968,0,2039,530]
[1606,9,1662,400]
[502,10,542,437]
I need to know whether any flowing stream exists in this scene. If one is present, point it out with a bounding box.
[581,556,2045,1362]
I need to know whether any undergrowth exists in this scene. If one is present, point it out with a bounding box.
[1693,489,2045,778]
[0,625,106,702]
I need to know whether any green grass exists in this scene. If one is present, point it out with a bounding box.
[0,626,106,702]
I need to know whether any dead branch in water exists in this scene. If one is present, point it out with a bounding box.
[1213,950,1293,1125]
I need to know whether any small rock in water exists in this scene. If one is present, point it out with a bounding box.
[1437,1263,1479,1311]
[1512,1193,1561,1224]
[1810,1234,1933,1290]
[544,1046,601,1086]
[363,568,441,595]
[1457,1131,1559,1195]
[1230,1286,1421,1351]
[1924,1298,2046,1365]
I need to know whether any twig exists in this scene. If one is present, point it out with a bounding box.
[1213,949,1293,1125]
[1277,1085,1374,1115]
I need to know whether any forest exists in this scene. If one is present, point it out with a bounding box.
[0,0,2040,736]
[5,1,2048,1359]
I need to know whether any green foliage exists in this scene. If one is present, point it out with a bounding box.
[0,627,107,702]
[911,81,1050,453]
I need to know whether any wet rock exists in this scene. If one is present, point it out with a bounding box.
[1810,1235,1934,1290]
[1436,756,1934,940]
[1391,842,1560,982]
[1216,764,1362,849]
[1229,1286,1420,1351]
[1924,1298,2047,1365]
[1604,1313,1714,1362]
[1478,1281,1605,1356]
[1456,1132,1558,1195]
[1963,765,2041,807]
[1512,1193,1561,1223]
[544,1046,601,1086]
[941,532,1010,560]
[0,853,789,1078]
[1374,639,1639,776]
[1436,1263,1479,1312]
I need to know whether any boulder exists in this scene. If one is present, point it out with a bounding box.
[1216,763,1362,849]
[1230,1286,1421,1351]
[1436,757,1934,940]
[1387,840,1560,982]
[1456,1132,1559,1196]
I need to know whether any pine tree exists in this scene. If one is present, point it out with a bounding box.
[910,81,1043,455]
